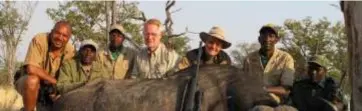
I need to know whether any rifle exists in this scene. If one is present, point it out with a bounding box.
[180,41,203,111]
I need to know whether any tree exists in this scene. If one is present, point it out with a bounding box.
[279,17,349,92]
[230,42,259,67]
[341,1,362,110]
[46,1,145,49]
[162,0,190,55]
[0,1,38,85]
[46,1,190,54]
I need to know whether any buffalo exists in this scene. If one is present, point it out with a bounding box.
[53,65,276,111]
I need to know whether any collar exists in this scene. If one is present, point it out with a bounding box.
[76,57,100,71]
[147,43,165,57]
[49,47,69,59]
[257,48,280,69]
[104,47,126,61]
[201,47,218,62]
[258,47,278,59]
[316,76,327,88]
[103,46,124,56]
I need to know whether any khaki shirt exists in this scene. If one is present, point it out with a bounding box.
[133,43,180,79]
[24,33,75,76]
[178,48,231,70]
[57,58,109,94]
[97,47,136,79]
[243,48,295,87]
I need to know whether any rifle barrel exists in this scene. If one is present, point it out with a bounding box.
[183,41,203,111]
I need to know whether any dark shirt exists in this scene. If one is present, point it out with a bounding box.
[186,47,232,65]
[291,76,345,111]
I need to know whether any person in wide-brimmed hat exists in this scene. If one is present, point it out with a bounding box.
[177,26,232,70]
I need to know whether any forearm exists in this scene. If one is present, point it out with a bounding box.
[27,65,57,84]
[56,81,86,94]
[266,86,290,96]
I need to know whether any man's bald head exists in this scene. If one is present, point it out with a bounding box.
[52,20,72,34]
[50,20,73,50]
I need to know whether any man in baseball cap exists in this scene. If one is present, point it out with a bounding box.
[57,39,109,94]
[259,24,279,37]
[97,24,137,80]
[292,55,348,111]
[244,24,297,111]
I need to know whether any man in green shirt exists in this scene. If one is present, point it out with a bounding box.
[97,24,136,79]
[57,39,109,94]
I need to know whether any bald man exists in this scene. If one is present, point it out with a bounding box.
[15,20,75,111]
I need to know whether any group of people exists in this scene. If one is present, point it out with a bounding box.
[13,18,346,111]
[243,25,347,111]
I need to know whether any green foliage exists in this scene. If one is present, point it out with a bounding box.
[230,42,259,67]
[123,22,143,45]
[278,17,349,93]
[46,1,144,48]
[0,2,29,36]
[46,1,189,54]
[161,35,190,55]
[0,1,37,85]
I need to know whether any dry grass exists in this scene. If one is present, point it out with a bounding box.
[0,71,23,111]
[0,72,11,87]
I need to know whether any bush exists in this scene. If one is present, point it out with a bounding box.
[0,72,10,86]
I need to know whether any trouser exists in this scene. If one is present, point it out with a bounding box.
[250,105,298,111]
[15,76,55,108]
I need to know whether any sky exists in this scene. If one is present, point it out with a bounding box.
[16,1,344,61]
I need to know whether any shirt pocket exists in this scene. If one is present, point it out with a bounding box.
[122,59,129,70]
[103,62,113,74]
[91,67,106,79]
[155,61,168,76]
[266,69,283,86]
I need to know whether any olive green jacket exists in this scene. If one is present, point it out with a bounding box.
[56,58,110,94]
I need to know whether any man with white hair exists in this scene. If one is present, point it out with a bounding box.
[57,39,109,94]
[133,18,180,79]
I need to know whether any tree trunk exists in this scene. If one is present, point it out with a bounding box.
[0,1,37,85]
[342,1,362,111]
[105,1,110,45]
[5,40,16,85]
[111,1,117,25]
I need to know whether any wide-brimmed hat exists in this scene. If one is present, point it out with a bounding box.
[80,39,98,51]
[200,26,231,49]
